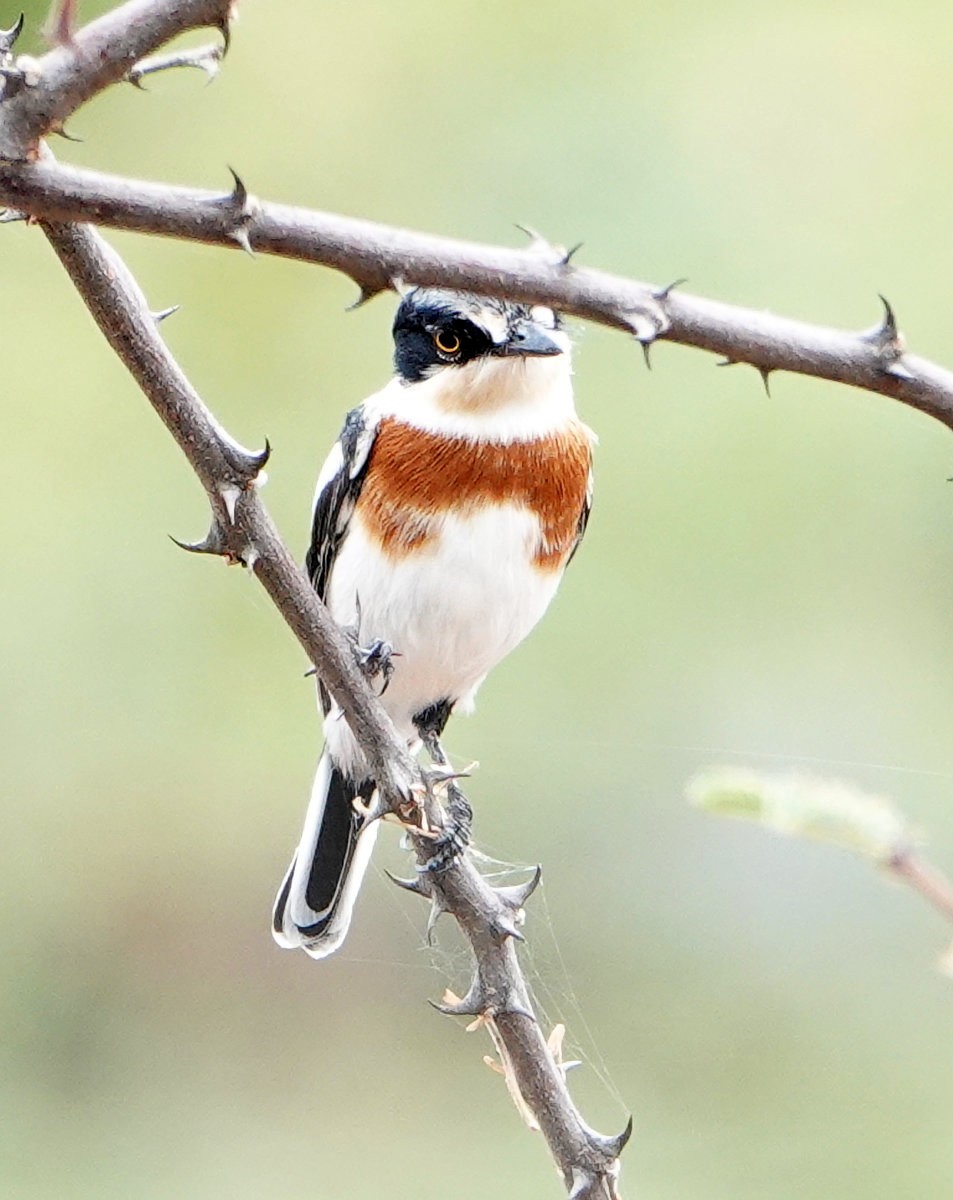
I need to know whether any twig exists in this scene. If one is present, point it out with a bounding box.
[127,41,225,87]
[888,849,953,926]
[0,0,231,155]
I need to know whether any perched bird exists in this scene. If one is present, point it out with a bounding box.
[273,288,594,958]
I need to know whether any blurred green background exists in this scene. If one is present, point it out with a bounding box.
[4,2,953,1197]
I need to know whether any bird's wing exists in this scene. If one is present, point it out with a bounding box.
[566,464,593,567]
[305,404,379,602]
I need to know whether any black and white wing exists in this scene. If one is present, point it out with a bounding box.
[566,464,593,567]
[305,405,379,602]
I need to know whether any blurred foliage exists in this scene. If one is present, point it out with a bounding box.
[4,2,953,1198]
[689,768,912,861]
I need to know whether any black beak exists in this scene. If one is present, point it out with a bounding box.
[494,320,563,358]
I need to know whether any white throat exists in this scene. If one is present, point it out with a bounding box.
[369,339,576,442]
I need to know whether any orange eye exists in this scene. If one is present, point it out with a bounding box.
[434,330,461,356]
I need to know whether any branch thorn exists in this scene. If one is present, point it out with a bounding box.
[228,224,255,257]
[51,120,83,143]
[515,223,577,267]
[561,241,584,267]
[217,7,234,57]
[885,359,916,381]
[219,482,241,524]
[0,12,24,57]
[861,293,909,377]
[152,304,180,324]
[346,282,385,310]
[592,1115,635,1161]
[231,437,271,476]
[222,167,258,257]
[568,1166,622,1200]
[0,207,25,223]
[383,868,432,898]
[758,366,773,396]
[430,980,489,1017]
[168,521,229,558]
[425,892,450,942]
[226,165,248,209]
[623,298,670,348]
[493,864,542,912]
[653,277,688,302]
[491,912,526,943]
[876,293,898,340]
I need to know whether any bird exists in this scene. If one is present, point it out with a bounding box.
[272,287,595,959]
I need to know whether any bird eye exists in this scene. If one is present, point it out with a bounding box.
[434,330,462,356]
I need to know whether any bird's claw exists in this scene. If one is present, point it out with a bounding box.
[354,637,398,693]
[342,597,400,694]
[419,782,473,874]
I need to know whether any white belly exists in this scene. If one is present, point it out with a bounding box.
[323,502,562,774]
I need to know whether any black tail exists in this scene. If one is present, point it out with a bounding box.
[272,753,379,958]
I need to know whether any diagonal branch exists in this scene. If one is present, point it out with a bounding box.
[39,212,632,1200]
[3,157,953,434]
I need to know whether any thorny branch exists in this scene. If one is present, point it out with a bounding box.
[1,3,632,1198]
[5,157,953,434]
[39,215,629,1200]
[9,0,953,1194]
[3,8,953,433]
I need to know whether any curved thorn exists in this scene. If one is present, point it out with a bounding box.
[493,864,542,910]
[226,165,248,209]
[878,293,897,338]
[0,12,24,50]
[492,916,525,943]
[383,868,431,898]
[425,897,446,942]
[593,1115,634,1160]
[52,122,83,143]
[218,15,232,56]
[168,524,228,557]
[424,887,451,937]
[654,276,688,301]
[221,442,269,483]
[429,980,488,1017]
[347,282,384,311]
[561,241,584,266]
[641,341,652,370]
[152,304,180,323]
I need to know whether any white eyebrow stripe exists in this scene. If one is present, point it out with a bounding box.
[474,307,509,344]
[530,304,557,329]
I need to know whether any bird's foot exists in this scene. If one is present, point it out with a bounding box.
[341,597,400,695]
[354,637,399,694]
[419,781,473,874]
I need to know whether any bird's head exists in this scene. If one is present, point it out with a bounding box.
[392,288,568,386]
